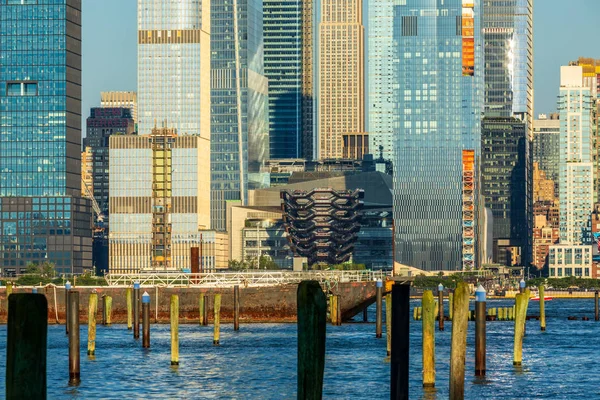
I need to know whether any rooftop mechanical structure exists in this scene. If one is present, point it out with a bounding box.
[281,188,364,266]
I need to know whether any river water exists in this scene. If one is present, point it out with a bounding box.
[0,298,598,399]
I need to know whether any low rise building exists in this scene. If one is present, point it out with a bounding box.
[548,244,594,278]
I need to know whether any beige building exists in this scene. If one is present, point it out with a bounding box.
[318,0,364,159]
[101,91,138,124]
[533,162,556,202]
[109,126,213,273]
[81,146,93,199]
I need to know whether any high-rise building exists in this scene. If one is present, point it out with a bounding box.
[558,66,594,245]
[367,0,397,161]
[0,0,92,275]
[263,0,303,159]
[83,108,135,213]
[211,0,270,231]
[137,0,210,140]
[317,0,364,159]
[392,1,483,271]
[481,118,528,265]
[481,0,533,266]
[533,114,560,194]
[301,0,315,160]
[109,126,212,273]
[101,91,138,125]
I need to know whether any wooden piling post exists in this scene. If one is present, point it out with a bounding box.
[438,284,445,331]
[65,281,71,335]
[171,295,179,365]
[233,285,240,331]
[87,292,97,356]
[6,294,47,399]
[105,296,112,326]
[202,294,209,326]
[213,294,221,345]
[513,289,530,366]
[199,294,205,325]
[449,282,469,400]
[142,292,150,348]
[498,307,504,321]
[475,285,486,377]
[68,291,80,385]
[126,288,133,330]
[422,290,435,388]
[376,279,383,338]
[386,293,392,357]
[363,306,368,322]
[595,290,599,322]
[413,307,418,321]
[448,291,454,321]
[133,282,140,339]
[297,281,326,400]
[390,283,410,400]
[6,281,13,298]
[540,285,546,331]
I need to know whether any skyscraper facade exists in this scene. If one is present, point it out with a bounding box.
[367,0,397,161]
[533,114,560,194]
[318,0,364,159]
[558,66,594,245]
[137,0,211,139]
[211,0,270,231]
[101,91,138,125]
[481,0,533,265]
[301,0,315,160]
[83,108,135,214]
[109,127,211,273]
[263,0,303,159]
[393,0,484,271]
[0,0,92,275]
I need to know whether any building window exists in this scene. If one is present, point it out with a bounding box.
[7,82,38,96]
[7,0,38,4]
[550,268,555,276]
[575,268,583,277]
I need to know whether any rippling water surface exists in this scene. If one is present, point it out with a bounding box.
[0,299,599,399]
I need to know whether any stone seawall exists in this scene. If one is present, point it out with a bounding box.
[0,281,378,324]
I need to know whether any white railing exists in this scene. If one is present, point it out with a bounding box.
[104,270,390,287]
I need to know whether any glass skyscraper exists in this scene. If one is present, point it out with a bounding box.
[367,0,397,161]
[393,0,484,271]
[481,0,533,265]
[0,0,92,275]
[137,0,211,139]
[211,0,269,231]
[263,0,303,159]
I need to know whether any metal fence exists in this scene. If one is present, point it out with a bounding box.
[104,270,390,287]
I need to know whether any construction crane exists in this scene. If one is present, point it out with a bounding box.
[82,178,102,219]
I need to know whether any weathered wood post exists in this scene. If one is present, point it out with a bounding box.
[438,283,445,331]
[213,294,221,345]
[513,289,531,366]
[595,290,599,322]
[391,282,410,400]
[376,279,383,338]
[234,285,240,331]
[385,293,392,356]
[87,291,97,356]
[202,294,209,326]
[475,285,486,377]
[65,280,71,335]
[126,287,133,330]
[142,292,150,348]
[539,286,546,331]
[199,293,205,325]
[105,295,112,326]
[297,281,326,400]
[6,281,13,298]
[448,290,454,321]
[422,290,435,388]
[171,295,179,365]
[68,291,80,385]
[6,294,47,399]
[133,282,140,339]
[449,282,469,400]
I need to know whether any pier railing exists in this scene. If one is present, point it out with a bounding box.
[104,270,390,287]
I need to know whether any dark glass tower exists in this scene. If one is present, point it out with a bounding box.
[263,0,303,159]
[0,0,92,275]
[481,0,533,265]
